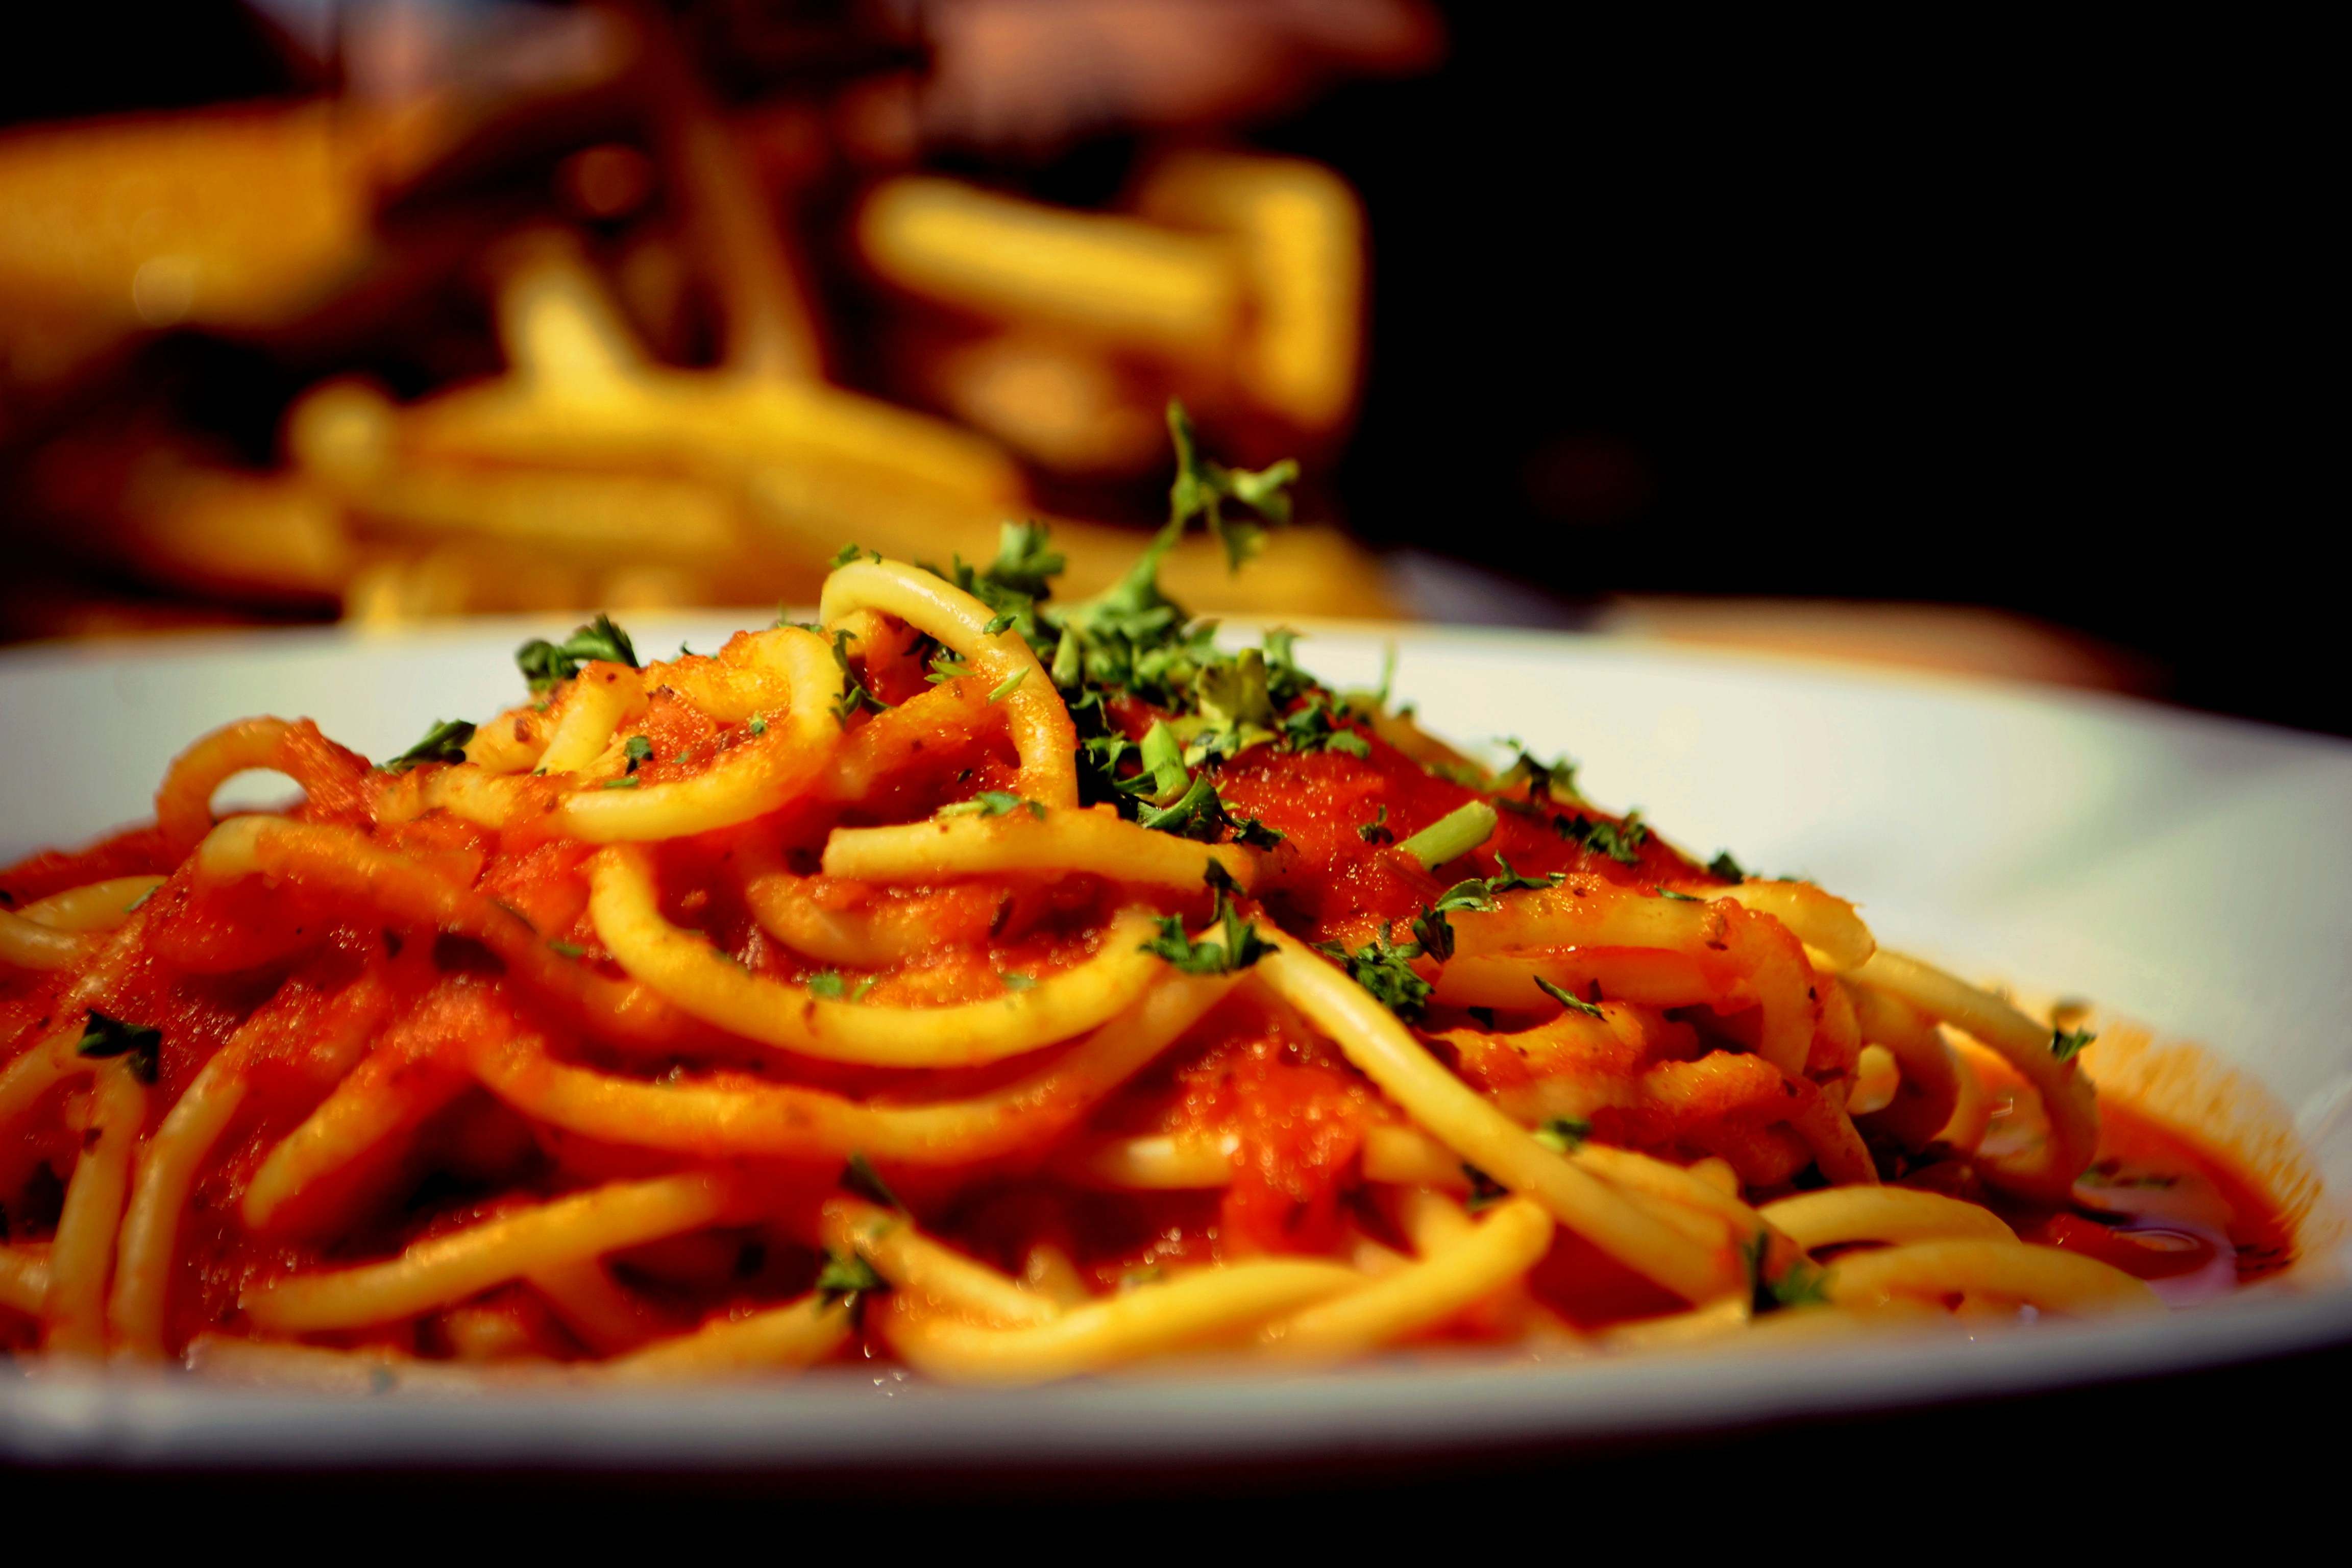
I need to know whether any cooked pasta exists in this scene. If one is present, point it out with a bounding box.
[0,424,2301,1384]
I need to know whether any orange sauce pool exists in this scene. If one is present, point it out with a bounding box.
[1940,1043,2297,1306]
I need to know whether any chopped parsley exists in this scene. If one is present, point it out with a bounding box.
[599,775,639,790]
[1496,740,1578,804]
[383,718,475,773]
[748,716,768,737]
[1557,810,1650,865]
[828,628,890,727]
[1000,972,1037,992]
[1166,399,1297,572]
[807,973,878,1002]
[515,614,639,692]
[1462,1165,1511,1213]
[1747,1230,1832,1313]
[1481,853,1562,894]
[623,734,653,773]
[1533,1116,1592,1154]
[76,1010,161,1084]
[1139,863,1272,975]
[1409,879,1495,963]
[1228,811,1284,849]
[1262,627,1315,706]
[987,668,1028,704]
[1534,976,1606,1018]
[2051,1027,2098,1062]
[1358,805,1393,845]
[548,941,587,960]
[815,1246,888,1313]
[1708,850,1747,882]
[830,543,883,569]
[1316,924,1434,1018]
[1279,693,1370,757]
[842,1152,905,1210]
[938,791,1045,821]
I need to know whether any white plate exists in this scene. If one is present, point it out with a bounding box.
[4,617,2349,1468]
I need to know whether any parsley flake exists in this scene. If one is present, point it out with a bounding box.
[1746,1230,1831,1313]
[1167,399,1297,572]
[623,734,653,773]
[1481,853,1562,894]
[1534,976,1607,1018]
[1462,1165,1511,1213]
[383,718,475,773]
[1497,740,1578,804]
[76,1010,161,1084]
[1708,850,1747,882]
[2051,1027,2097,1062]
[1557,810,1650,865]
[1139,863,1272,975]
[842,1152,905,1211]
[938,791,1045,821]
[515,614,639,692]
[828,628,890,727]
[816,1246,888,1312]
[1533,1116,1592,1154]
[1315,924,1434,1019]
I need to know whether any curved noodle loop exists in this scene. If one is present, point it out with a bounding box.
[590,845,1163,1066]
[819,558,1077,807]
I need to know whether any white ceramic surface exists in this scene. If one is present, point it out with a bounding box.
[3,617,2348,1467]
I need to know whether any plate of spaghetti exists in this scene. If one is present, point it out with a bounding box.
[3,426,2348,1468]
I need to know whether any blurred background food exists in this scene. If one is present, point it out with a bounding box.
[1,2,2329,732]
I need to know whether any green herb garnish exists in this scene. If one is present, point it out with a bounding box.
[1534,1116,1592,1154]
[2051,1027,2097,1062]
[842,1152,905,1211]
[828,628,890,727]
[76,1010,161,1084]
[938,791,1045,821]
[1534,976,1606,1018]
[1139,862,1272,975]
[1557,810,1650,865]
[1166,399,1297,572]
[383,718,476,773]
[515,614,639,692]
[1396,800,1499,870]
[816,1246,888,1313]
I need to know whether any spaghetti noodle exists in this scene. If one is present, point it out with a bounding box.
[0,420,2305,1383]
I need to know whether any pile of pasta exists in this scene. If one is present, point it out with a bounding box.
[1,530,2182,1384]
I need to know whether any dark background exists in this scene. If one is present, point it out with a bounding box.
[4,3,2333,731]
[1261,9,2333,731]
